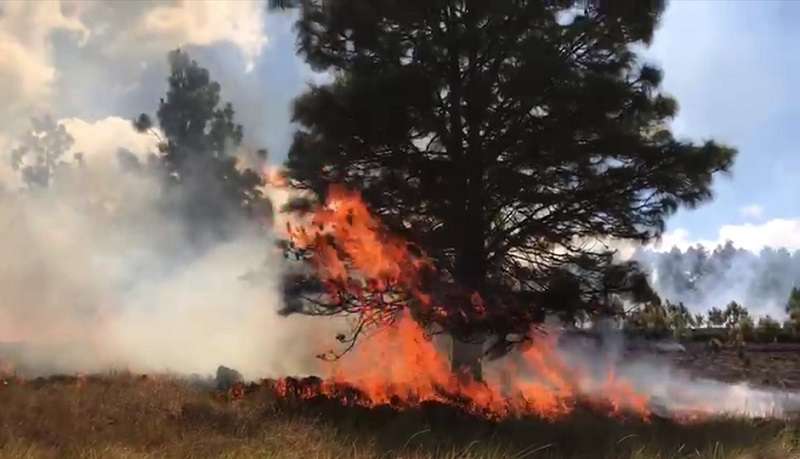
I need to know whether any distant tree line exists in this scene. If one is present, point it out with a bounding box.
[623,287,800,343]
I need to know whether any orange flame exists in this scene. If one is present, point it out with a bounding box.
[288,184,430,289]
[282,184,652,420]
[275,313,650,420]
[264,167,289,188]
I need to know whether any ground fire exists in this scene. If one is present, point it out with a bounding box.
[276,182,652,421]
[267,313,651,421]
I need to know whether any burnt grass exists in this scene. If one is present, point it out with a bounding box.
[673,342,800,390]
[1,373,800,458]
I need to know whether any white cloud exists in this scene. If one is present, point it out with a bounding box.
[0,1,89,124]
[653,228,691,251]
[124,0,268,71]
[60,116,159,164]
[650,228,713,252]
[0,0,269,141]
[653,219,800,253]
[739,204,764,220]
[717,219,800,252]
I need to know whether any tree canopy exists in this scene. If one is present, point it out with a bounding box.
[10,116,80,189]
[281,0,735,367]
[786,287,800,331]
[136,50,270,246]
[708,306,725,327]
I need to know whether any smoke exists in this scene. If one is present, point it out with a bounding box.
[1,127,797,421]
[544,324,800,418]
[0,143,335,380]
[634,243,800,317]
[3,151,798,420]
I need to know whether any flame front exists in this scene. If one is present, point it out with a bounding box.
[281,182,652,420]
[274,313,651,420]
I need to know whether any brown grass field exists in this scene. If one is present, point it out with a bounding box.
[1,372,799,459]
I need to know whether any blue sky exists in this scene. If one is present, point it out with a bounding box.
[252,2,800,250]
[3,0,799,252]
[647,2,800,245]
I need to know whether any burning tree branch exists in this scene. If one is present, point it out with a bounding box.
[280,184,501,357]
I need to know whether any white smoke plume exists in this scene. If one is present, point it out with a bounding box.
[634,243,800,318]
[3,150,799,420]
[0,139,335,380]
[548,324,800,419]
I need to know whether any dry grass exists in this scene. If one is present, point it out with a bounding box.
[0,373,799,459]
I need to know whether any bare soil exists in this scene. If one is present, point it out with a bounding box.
[671,342,800,390]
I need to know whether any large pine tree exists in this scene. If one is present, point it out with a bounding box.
[282,0,735,377]
[136,50,269,247]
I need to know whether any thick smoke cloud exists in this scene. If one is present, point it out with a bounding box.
[0,0,330,379]
[635,242,800,318]
[0,121,337,379]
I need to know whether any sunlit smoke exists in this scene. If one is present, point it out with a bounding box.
[0,152,332,379]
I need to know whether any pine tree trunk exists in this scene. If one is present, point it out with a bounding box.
[450,335,484,381]
[449,174,487,381]
[444,22,487,382]
[449,159,487,380]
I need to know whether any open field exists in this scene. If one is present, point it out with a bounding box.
[672,342,800,390]
[1,373,799,459]
[564,330,800,391]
